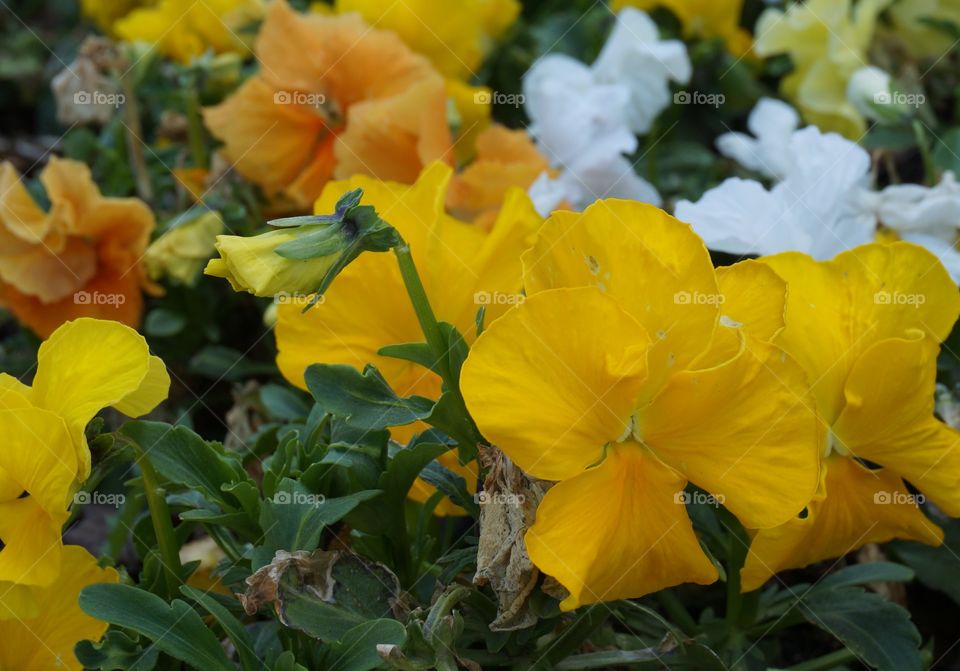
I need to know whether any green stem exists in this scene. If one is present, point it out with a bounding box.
[393,243,454,384]
[656,590,698,636]
[536,606,607,669]
[120,73,153,202]
[777,647,857,671]
[135,450,182,598]
[185,81,208,169]
[912,119,936,186]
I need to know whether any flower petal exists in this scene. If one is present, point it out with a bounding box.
[523,200,719,387]
[30,318,167,479]
[641,339,822,529]
[761,242,960,422]
[834,335,960,516]
[526,443,718,610]
[741,455,942,591]
[461,287,650,482]
[0,545,118,671]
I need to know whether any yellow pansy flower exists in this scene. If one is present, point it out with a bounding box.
[145,210,224,285]
[754,0,889,139]
[0,545,119,671]
[114,0,264,64]
[461,201,822,609]
[614,0,752,55]
[274,162,542,514]
[81,0,149,32]
[0,319,168,594]
[334,0,520,80]
[742,244,960,590]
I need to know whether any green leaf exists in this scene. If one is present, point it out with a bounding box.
[933,127,960,174]
[817,561,915,589]
[74,630,159,670]
[327,619,406,671]
[260,384,311,420]
[258,479,381,560]
[305,364,434,431]
[121,421,248,507]
[889,519,960,606]
[144,308,187,337]
[378,342,439,373]
[181,586,261,671]
[800,587,922,671]
[79,584,235,671]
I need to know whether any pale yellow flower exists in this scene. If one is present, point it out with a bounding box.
[754,0,890,138]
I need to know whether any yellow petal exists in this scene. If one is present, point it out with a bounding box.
[0,408,75,587]
[641,339,822,529]
[523,200,719,388]
[30,318,167,480]
[834,335,960,516]
[461,287,650,482]
[0,545,118,671]
[742,455,942,591]
[526,443,719,610]
[761,242,960,422]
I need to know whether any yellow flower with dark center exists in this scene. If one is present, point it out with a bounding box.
[614,0,752,55]
[741,244,960,590]
[274,162,542,514]
[461,200,822,608]
[0,319,168,596]
[0,545,118,671]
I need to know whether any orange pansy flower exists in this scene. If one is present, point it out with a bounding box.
[0,158,154,337]
[203,0,453,208]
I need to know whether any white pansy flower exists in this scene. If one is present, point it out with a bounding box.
[715,97,799,179]
[873,171,960,235]
[522,7,689,215]
[677,117,875,258]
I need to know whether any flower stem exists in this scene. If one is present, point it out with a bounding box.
[656,590,698,636]
[185,80,208,169]
[135,449,182,598]
[912,119,936,186]
[393,242,453,383]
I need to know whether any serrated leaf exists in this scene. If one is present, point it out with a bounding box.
[74,630,159,670]
[328,619,406,671]
[181,586,261,671]
[817,561,915,589]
